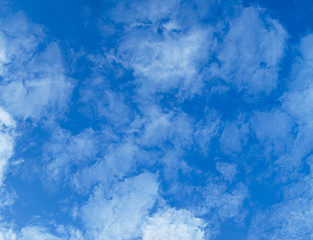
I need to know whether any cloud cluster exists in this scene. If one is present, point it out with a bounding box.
[4,0,313,239]
[0,12,73,121]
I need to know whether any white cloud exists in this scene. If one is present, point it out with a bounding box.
[0,12,73,121]
[248,169,313,239]
[116,26,213,97]
[197,181,248,221]
[142,208,206,240]
[16,225,84,240]
[0,226,16,240]
[212,7,287,95]
[0,107,15,186]
[267,33,313,177]
[19,226,62,240]
[43,127,99,188]
[194,110,221,154]
[81,172,159,240]
[138,106,194,149]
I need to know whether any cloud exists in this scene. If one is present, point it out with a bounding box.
[0,223,83,240]
[116,26,213,97]
[19,226,62,240]
[212,7,287,95]
[81,172,159,240]
[266,33,313,178]
[110,0,181,24]
[17,225,84,240]
[1,1,310,239]
[43,127,99,189]
[0,107,15,186]
[138,106,194,149]
[194,110,221,154]
[199,182,248,220]
[250,110,294,159]
[248,168,313,239]
[216,162,237,182]
[79,80,132,127]
[247,33,313,239]
[0,225,16,240]
[0,12,73,121]
[142,208,206,240]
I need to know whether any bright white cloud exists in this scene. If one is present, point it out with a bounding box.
[142,208,206,240]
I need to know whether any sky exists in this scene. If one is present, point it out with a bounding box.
[0,0,313,239]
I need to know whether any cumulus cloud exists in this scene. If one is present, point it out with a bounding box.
[142,208,206,240]
[212,7,287,95]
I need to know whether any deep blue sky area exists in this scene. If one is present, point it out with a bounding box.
[0,0,313,239]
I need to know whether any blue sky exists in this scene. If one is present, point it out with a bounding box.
[0,0,313,239]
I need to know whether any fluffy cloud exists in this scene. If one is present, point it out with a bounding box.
[81,172,159,240]
[212,7,287,95]
[142,208,206,240]
[116,26,213,96]
[0,12,73,121]
[2,1,312,239]
[43,127,98,187]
